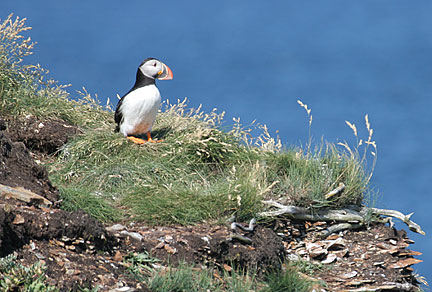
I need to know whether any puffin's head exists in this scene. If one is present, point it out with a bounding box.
[139,58,173,80]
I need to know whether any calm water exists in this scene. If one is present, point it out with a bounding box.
[2,1,431,279]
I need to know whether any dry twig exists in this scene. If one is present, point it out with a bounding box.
[259,200,425,236]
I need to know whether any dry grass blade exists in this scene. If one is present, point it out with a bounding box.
[345,120,357,137]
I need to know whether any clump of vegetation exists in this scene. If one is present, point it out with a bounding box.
[263,268,313,292]
[49,95,375,224]
[0,254,57,292]
[124,251,161,281]
[0,14,112,127]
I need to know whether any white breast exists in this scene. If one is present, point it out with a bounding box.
[119,85,161,136]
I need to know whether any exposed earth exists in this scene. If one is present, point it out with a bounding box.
[0,116,425,291]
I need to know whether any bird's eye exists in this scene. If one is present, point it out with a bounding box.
[153,63,157,67]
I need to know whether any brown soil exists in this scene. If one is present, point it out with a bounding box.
[4,116,80,156]
[0,117,423,291]
[0,119,58,203]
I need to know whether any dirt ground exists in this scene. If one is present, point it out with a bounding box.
[0,116,424,291]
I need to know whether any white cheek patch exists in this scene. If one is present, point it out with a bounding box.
[140,65,156,78]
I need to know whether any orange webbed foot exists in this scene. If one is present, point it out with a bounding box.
[127,136,147,144]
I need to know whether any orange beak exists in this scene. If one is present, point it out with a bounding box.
[158,63,173,80]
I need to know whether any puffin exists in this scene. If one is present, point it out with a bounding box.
[114,58,173,144]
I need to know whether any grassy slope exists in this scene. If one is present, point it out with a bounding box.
[0,14,378,291]
[54,101,372,225]
[0,15,376,225]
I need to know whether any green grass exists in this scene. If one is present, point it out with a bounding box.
[263,268,313,292]
[57,185,122,222]
[124,251,161,281]
[49,114,371,224]
[124,259,313,292]
[147,262,218,292]
[47,99,373,224]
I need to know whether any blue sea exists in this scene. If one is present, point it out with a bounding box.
[2,0,431,280]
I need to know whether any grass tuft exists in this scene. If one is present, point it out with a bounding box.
[57,186,121,222]
[263,268,313,292]
[147,263,216,292]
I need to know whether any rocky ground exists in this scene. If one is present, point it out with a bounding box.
[0,116,425,291]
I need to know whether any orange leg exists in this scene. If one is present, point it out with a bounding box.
[146,132,163,143]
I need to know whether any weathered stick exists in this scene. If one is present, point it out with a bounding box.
[367,207,425,235]
[229,218,256,244]
[259,200,425,236]
[319,223,362,238]
[325,182,346,199]
[260,201,363,222]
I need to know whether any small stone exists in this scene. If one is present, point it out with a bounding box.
[339,270,357,279]
[324,238,345,250]
[360,253,370,260]
[34,252,45,260]
[72,238,84,245]
[177,238,189,245]
[332,249,348,258]
[106,224,126,232]
[376,242,393,250]
[120,231,143,241]
[164,244,177,254]
[154,242,165,249]
[321,253,337,264]
[306,243,327,258]
[113,251,123,262]
[13,214,25,225]
[65,245,75,250]
[287,254,299,261]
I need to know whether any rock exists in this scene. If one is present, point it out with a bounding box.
[107,224,126,232]
[120,230,143,242]
[0,183,52,207]
[388,258,423,269]
[321,253,337,264]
